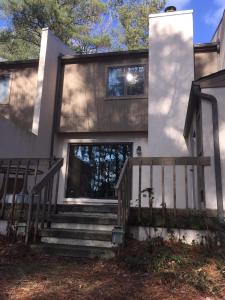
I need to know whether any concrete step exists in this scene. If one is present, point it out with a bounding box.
[51,222,115,231]
[41,228,112,241]
[31,243,115,259]
[41,236,114,248]
[51,212,117,225]
[57,204,117,214]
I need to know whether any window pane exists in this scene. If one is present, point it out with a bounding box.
[126,66,145,95]
[66,143,132,199]
[0,75,10,104]
[107,67,125,97]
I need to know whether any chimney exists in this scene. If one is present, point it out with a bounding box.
[148,9,194,156]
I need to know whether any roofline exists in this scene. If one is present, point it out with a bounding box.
[196,69,225,83]
[194,42,220,53]
[0,42,219,67]
[0,58,39,69]
[61,49,149,64]
[211,10,225,41]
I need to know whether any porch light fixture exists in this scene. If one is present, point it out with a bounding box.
[112,226,124,245]
[164,6,177,12]
[136,145,142,156]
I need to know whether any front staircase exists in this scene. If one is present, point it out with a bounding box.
[31,202,118,258]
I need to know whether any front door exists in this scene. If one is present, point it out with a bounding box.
[66,143,132,199]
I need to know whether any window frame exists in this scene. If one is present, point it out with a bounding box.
[105,64,147,100]
[0,73,12,105]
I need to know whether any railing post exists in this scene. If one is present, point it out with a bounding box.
[53,170,60,214]
[33,191,41,243]
[161,163,165,224]
[1,160,11,218]
[25,194,34,245]
[11,160,20,224]
[173,163,177,220]
[47,177,53,228]
[185,165,188,210]
[138,160,142,222]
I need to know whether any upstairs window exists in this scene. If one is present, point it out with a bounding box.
[107,65,145,98]
[0,74,11,104]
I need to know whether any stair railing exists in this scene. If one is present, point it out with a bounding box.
[25,158,63,245]
[115,157,132,234]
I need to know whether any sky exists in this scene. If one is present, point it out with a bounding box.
[166,0,225,44]
[0,1,224,45]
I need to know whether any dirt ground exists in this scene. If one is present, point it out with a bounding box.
[0,235,225,300]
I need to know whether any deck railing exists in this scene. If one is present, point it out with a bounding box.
[115,156,211,234]
[0,158,63,243]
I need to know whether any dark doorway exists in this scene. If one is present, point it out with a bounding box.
[66,143,132,199]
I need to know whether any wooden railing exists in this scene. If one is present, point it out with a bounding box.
[0,158,63,244]
[115,156,211,234]
[25,158,63,244]
[115,157,132,233]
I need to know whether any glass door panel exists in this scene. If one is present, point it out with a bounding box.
[66,143,132,199]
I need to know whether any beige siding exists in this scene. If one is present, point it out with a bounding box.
[194,52,218,80]
[0,67,38,130]
[59,57,148,132]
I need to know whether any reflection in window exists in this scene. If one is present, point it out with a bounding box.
[107,65,145,97]
[0,74,10,104]
[107,67,125,96]
[127,66,144,95]
[66,144,132,199]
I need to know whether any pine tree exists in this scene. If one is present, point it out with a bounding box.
[110,0,166,50]
[0,0,111,60]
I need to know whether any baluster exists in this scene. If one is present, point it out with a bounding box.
[34,190,41,243]
[138,161,142,222]
[161,163,165,224]
[185,165,188,210]
[41,184,48,229]
[173,164,177,220]
[1,160,11,218]
[53,170,60,214]
[11,160,20,224]
[34,159,39,184]
[117,188,122,227]
[20,160,30,219]
[47,178,53,228]
[149,162,153,224]
[25,194,34,245]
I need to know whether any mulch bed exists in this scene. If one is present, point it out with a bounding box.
[0,235,225,299]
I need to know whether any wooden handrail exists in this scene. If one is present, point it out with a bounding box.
[115,157,130,191]
[31,159,63,194]
[131,156,211,166]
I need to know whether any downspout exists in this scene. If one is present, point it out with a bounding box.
[193,83,224,222]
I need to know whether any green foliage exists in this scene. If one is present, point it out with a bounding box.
[111,0,166,50]
[0,0,166,60]
[0,0,111,59]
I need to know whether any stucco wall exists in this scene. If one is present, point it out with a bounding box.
[148,10,194,157]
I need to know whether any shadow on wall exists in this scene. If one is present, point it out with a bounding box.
[59,58,148,133]
[0,67,38,131]
[149,23,194,156]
